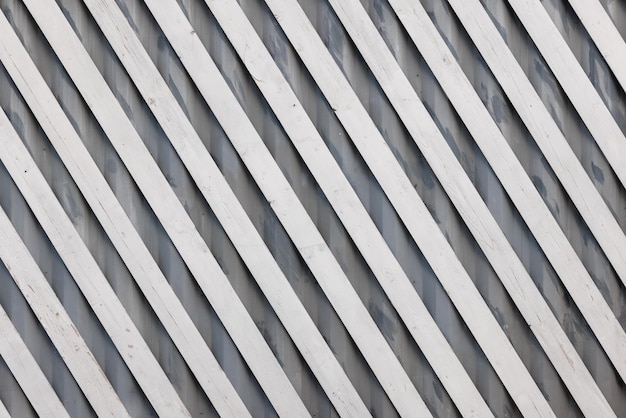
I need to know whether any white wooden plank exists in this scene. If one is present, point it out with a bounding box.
[324,0,619,414]
[387,0,625,413]
[0,13,250,418]
[505,0,626,191]
[445,0,626,383]
[146,0,486,414]
[179,0,556,416]
[0,109,188,417]
[0,53,189,418]
[18,1,309,416]
[252,0,552,414]
[257,0,618,415]
[0,297,68,418]
[75,1,370,416]
[498,0,626,290]
[0,176,130,417]
[566,0,626,93]
[81,0,421,415]
[123,5,427,418]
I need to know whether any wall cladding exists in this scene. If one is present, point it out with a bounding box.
[0,0,623,416]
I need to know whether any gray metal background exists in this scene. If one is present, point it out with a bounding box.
[0,0,624,416]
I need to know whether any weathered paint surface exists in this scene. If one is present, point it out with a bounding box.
[0,0,624,416]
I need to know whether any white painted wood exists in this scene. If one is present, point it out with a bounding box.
[78,1,370,416]
[144,0,484,415]
[0,295,69,418]
[18,1,309,416]
[444,0,626,383]
[0,39,190,418]
[0,107,189,417]
[83,0,426,415]
[257,0,618,415]
[387,0,625,412]
[496,0,626,290]
[0,13,250,418]
[1,0,618,415]
[0,148,132,417]
[566,0,626,93]
[506,0,626,191]
[134,1,428,416]
[260,0,551,413]
[325,0,619,414]
[185,0,563,415]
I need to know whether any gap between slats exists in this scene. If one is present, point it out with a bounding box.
[69,0,378,416]
[0,286,69,418]
[444,0,626,385]
[565,0,626,93]
[321,0,618,415]
[255,0,619,415]
[18,0,322,415]
[0,9,251,416]
[505,0,626,199]
[0,13,190,416]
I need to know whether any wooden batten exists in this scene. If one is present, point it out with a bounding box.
[0,0,622,415]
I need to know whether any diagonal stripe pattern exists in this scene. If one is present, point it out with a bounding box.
[0,0,623,416]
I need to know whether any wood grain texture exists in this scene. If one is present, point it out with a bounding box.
[445,0,626,385]
[0,12,190,417]
[565,0,626,93]
[327,0,617,414]
[0,8,249,417]
[79,0,369,415]
[17,0,310,415]
[0,289,69,418]
[384,0,622,415]
[0,0,622,415]
[505,0,626,191]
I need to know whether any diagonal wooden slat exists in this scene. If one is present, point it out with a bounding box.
[76,0,371,416]
[320,0,621,415]
[0,26,190,418]
[505,0,626,192]
[18,1,310,415]
[0,11,250,417]
[249,0,558,417]
[428,0,626,300]
[141,0,469,413]
[156,0,492,413]
[257,0,622,415]
[385,0,625,414]
[0,295,69,418]
[130,1,431,416]
[0,137,133,416]
[565,0,626,92]
[0,0,620,415]
[186,0,563,416]
[445,0,626,384]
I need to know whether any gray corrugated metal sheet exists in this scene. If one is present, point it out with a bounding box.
[0,0,623,416]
